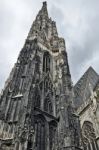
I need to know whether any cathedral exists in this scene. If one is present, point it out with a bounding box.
[0,2,99,150]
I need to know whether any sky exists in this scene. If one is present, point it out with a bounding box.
[0,0,99,91]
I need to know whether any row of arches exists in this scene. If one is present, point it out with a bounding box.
[27,115,57,150]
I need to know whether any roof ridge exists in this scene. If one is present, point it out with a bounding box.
[74,66,99,109]
[74,66,98,87]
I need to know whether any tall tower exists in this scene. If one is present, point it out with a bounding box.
[0,2,81,150]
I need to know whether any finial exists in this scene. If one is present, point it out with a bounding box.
[43,1,47,6]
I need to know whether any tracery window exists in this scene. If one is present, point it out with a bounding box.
[35,115,46,150]
[82,121,98,150]
[43,51,51,73]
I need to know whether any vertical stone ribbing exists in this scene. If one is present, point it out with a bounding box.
[0,1,81,150]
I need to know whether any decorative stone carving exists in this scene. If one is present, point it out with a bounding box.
[82,121,96,148]
[89,83,98,113]
[0,2,81,150]
[20,130,28,143]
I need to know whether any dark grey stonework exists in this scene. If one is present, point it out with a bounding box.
[74,67,99,150]
[0,2,82,150]
[74,67,99,109]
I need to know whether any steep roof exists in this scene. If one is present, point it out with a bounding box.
[74,67,99,109]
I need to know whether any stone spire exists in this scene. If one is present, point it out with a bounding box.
[0,2,81,150]
[28,1,58,46]
[39,1,48,17]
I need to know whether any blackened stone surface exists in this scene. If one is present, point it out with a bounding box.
[0,1,82,150]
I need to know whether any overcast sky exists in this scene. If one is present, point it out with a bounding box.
[0,0,99,91]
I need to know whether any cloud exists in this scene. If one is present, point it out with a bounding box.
[49,0,99,83]
[0,0,99,90]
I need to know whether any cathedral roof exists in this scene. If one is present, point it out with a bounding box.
[74,66,99,109]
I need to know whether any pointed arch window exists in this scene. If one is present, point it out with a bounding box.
[82,121,98,150]
[35,115,46,150]
[43,51,51,73]
[49,120,57,150]
[44,97,53,115]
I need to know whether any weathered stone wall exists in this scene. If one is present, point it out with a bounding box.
[77,89,99,149]
[0,2,81,150]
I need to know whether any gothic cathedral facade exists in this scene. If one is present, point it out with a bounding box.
[1,1,97,150]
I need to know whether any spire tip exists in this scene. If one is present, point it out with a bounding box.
[43,1,47,6]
